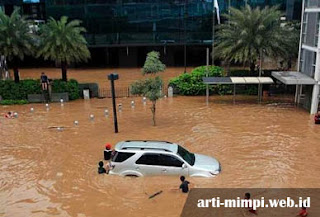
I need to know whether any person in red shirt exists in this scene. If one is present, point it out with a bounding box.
[4,112,13,119]
[297,207,308,217]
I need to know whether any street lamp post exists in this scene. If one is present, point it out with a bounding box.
[212,0,216,66]
[108,73,119,133]
[184,0,187,73]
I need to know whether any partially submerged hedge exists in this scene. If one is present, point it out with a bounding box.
[169,66,233,95]
[0,79,41,100]
[51,79,80,100]
[0,99,28,105]
[0,79,80,102]
[169,66,262,96]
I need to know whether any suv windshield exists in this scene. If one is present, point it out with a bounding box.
[177,145,195,166]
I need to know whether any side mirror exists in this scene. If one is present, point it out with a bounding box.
[182,164,187,169]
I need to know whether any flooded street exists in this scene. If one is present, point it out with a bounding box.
[1,95,320,217]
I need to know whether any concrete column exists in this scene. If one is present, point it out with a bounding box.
[295,85,299,103]
[310,84,319,114]
[297,0,305,71]
[310,17,320,114]
[298,85,303,104]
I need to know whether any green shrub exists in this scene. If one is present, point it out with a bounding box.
[0,79,80,101]
[169,66,233,95]
[66,79,80,100]
[51,79,80,100]
[243,85,258,95]
[0,79,41,100]
[0,99,28,105]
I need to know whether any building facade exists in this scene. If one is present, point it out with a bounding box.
[0,0,302,67]
[298,0,320,113]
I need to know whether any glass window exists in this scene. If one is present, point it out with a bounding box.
[159,154,184,167]
[302,13,308,44]
[177,145,195,166]
[136,153,184,167]
[316,14,320,47]
[136,154,161,165]
[112,152,135,162]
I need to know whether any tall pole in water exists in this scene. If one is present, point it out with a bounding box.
[184,0,187,73]
[108,73,119,133]
[206,48,210,105]
[258,49,263,103]
[212,0,216,66]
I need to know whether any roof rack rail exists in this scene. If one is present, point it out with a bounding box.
[121,147,172,152]
[124,140,172,144]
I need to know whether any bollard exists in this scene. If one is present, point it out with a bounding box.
[168,86,173,97]
[30,108,34,112]
[104,109,109,116]
[131,100,135,108]
[13,112,18,118]
[90,114,94,121]
[118,103,122,112]
[143,97,147,105]
[74,120,79,126]
[60,99,64,106]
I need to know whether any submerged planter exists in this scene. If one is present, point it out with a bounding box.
[51,93,69,102]
[28,93,69,103]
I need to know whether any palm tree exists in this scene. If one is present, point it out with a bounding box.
[0,9,35,82]
[215,5,297,73]
[37,16,90,81]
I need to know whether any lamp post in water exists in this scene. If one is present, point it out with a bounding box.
[108,73,119,133]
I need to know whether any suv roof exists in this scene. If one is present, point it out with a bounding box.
[115,140,178,153]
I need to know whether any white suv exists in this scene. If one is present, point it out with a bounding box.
[107,140,221,178]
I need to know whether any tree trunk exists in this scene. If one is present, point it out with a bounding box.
[150,101,156,126]
[249,62,255,74]
[287,59,292,70]
[13,66,20,83]
[61,61,67,81]
[226,61,231,76]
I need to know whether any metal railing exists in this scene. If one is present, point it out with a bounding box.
[99,87,131,98]
[99,83,168,98]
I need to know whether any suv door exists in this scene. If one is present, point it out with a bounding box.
[158,154,188,176]
[135,153,164,176]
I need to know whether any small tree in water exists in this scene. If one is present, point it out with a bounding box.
[142,51,166,75]
[131,51,165,126]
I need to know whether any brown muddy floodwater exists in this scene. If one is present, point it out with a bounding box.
[1,96,320,217]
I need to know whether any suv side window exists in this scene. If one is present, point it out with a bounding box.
[136,154,161,165]
[136,154,183,167]
[159,154,183,167]
[112,152,135,162]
